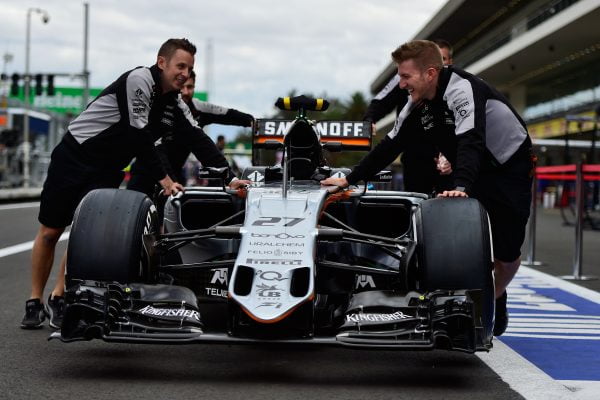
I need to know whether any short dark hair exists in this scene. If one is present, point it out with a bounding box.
[217,135,225,142]
[391,40,443,72]
[432,38,453,58]
[157,38,196,60]
[189,70,196,81]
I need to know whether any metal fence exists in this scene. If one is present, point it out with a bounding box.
[523,161,599,280]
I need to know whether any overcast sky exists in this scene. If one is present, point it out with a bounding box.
[1,1,442,137]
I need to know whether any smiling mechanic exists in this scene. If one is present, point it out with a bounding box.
[322,40,534,336]
[21,38,244,330]
[364,39,454,194]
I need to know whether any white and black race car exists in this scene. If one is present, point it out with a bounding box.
[53,95,495,352]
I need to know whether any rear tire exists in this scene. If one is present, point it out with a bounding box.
[67,188,158,285]
[416,197,494,342]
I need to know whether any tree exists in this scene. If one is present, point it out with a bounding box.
[343,92,368,120]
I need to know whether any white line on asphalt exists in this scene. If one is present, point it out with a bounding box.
[559,381,600,400]
[0,232,69,258]
[519,266,600,304]
[510,313,600,319]
[502,333,600,340]
[0,201,40,211]
[477,340,575,400]
[511,318,600,324]
[507,327,600,333]
[509,322,600,327]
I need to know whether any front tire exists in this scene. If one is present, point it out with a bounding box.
[416,197,494,343]
[66,188,158,285]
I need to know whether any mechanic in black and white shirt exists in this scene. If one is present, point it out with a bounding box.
[363,39,454,194]
[322,40,534,336]
[20,38,246,330]
[127,70,253,196]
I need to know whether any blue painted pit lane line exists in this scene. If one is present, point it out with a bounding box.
[478,266,600,399]
[501,267,600,382]
[475,266,600,400]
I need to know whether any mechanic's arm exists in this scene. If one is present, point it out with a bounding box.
[437,77,486,198]
[135,136,184,195]
[321,132,405,190]
[192,99,254,127]
[177,99,250,189]
[180,127,249,190]
[363,76,408,124]
[153,141,176,178]
[158,175,184,195]
[126,70,183,195]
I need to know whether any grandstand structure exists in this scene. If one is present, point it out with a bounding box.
[370,0,600,164]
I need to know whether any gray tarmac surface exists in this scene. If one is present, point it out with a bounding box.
[4,201,596,399]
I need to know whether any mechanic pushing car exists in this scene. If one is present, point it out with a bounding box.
[321,39,534,336]
[127,69,254,197]
[21,38,247,330]
[364,39,454,195]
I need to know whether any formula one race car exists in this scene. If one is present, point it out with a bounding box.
[53,95,495,353]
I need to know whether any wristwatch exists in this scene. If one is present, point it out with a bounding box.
[454,186,465,192]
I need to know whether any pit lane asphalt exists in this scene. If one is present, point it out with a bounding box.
[0,203,529,400]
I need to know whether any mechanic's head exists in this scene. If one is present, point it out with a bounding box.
[181,70,196,104]
[432,38,453,65]
[392,40,442,104]
[216,135,226,151]
[157,38,196,93]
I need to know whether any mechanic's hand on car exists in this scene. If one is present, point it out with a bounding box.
[437,189,468,198]
[159,175,184,196]
[229,179,252,190]
[320,176,349,193]
[435,152,452,175]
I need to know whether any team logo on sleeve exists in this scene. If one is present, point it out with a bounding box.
[453,94,471,119]
[131,89,147,118]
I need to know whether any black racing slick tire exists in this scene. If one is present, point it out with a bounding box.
[416,197,495,342]
[67,188,158,285]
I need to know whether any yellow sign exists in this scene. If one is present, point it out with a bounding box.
[527,111,597,139]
